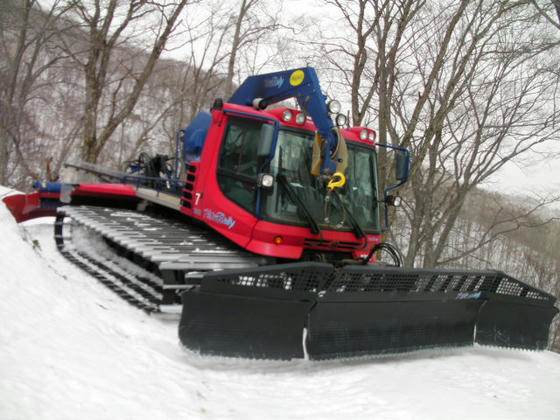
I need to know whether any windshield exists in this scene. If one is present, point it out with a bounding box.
[261,128,381,232]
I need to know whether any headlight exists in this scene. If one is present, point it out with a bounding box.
[360,129,368,140]
[282,109,293,122]
[252,98,267,110]
[368,131,376,142]
[328,100,341,114]
[385,195,402,207]
[335,113,347,127]
[295,112,306,125]
[258,173,274,188]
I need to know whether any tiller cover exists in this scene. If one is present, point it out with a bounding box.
[179,263,558,360]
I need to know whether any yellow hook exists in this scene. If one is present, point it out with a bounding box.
[327,172,346,191]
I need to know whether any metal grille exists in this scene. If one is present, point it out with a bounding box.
[202,263,554,302]
[206,262,332,293]
[303,238,362,250]
[492,273,550,300]
[182,163,198,206]
[304,238,330,247]
[327,266,554,301]
[218,271,320,291]
[327,270,496,293]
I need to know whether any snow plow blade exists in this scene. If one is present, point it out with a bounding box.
[2,191,56,222]
[179,263,558,360]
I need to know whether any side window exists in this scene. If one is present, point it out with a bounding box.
[217,118,262,213]
[344,147,379,230]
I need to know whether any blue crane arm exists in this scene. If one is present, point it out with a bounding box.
[229,67,338,174]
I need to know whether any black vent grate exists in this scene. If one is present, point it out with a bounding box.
[304,238,330,248]
[202,262,333,294]
[327,266,554,301]
[217,271,323,291]
[304,238,362,250]
[181,164,198,209]
[201,263,554,302]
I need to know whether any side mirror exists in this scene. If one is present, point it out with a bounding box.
[395,151,408,181]
[257,123,275,158]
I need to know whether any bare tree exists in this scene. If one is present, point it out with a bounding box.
[322,0,559,268]
[531,0,560,29]
[0,0,74,188]
[57,0,188,163]
[394,1,560,267]
[178,1,232,121]
[151,0,284,160]
[103,59,184,169]
[318,0,382,127]
[224,0,283,98]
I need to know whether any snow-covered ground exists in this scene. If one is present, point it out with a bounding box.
[1,188,559,420]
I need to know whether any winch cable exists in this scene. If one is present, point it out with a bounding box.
[361,242,404,266]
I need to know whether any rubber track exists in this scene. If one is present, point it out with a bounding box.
[55,216,162,312]
[54,205,266,313]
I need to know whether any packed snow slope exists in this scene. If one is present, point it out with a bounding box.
[1,188,559,420]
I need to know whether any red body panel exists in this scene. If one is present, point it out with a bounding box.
[2,192,54,222]
[178,103,382,260]
[179,107,258,249]
[74,183,137,197]
[2,184,138,223]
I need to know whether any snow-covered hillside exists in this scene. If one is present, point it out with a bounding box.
[1,189,559,420]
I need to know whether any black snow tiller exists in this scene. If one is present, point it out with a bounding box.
[179,263,558,360]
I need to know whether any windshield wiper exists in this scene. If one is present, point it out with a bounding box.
[277,173,321,235]
[332,191,366,239]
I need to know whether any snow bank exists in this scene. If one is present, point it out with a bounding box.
[1,196,559,420]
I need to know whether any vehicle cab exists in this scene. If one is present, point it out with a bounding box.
[180,103,384,262]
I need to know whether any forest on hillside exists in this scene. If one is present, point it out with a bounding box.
[1,0,559,350]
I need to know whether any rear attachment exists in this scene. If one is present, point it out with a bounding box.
[55,205,267,313]
[179,263,558,360]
